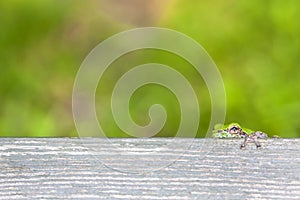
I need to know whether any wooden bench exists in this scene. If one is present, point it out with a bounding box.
[0,138,299,199]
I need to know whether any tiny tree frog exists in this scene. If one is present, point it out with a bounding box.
[212,122,268,149]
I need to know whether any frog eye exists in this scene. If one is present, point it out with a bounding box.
[228,125,242,134]
[231,127,238,131]
[230,126,239,131]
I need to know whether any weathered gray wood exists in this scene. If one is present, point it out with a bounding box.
[0,138,299,199]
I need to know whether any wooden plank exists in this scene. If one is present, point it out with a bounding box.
[0,138,299,199]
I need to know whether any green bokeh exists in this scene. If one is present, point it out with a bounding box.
[0,0,299,137]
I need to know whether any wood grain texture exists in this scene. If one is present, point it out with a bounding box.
[0,138,299,199]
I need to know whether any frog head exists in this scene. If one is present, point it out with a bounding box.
[212,123,244,138]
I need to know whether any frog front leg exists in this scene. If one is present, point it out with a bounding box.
[240,135,250,149]
[252,135,262,148]
[240,134,261,149]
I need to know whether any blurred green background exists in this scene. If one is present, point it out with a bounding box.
[0,0,299,137]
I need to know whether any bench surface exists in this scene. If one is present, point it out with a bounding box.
[0,138,299,199]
